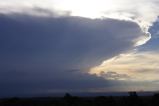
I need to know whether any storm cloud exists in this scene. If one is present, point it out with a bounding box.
[0,12,147,97]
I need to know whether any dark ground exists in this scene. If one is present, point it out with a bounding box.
[0,92,159,106]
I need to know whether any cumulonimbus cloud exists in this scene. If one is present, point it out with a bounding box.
[0,0,159,96]
[0,12,149,96]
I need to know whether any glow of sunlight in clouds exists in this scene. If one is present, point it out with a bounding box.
[0,0,159,46]
[90,52,159,81]
[134,32,151,46]
[0,0,159,25]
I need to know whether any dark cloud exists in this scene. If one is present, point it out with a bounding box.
[0,13,144,97]
[100,71,131,80]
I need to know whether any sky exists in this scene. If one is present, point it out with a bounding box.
[0,0,159,97]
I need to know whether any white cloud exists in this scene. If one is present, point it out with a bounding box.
[0,0,158,24]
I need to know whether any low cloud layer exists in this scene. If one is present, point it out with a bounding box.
[90,52,159,81]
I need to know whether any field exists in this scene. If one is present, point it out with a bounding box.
[0,92,159,106]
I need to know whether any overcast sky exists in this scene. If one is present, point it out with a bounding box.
[0,0,159,97]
